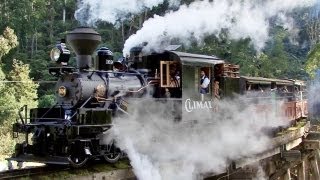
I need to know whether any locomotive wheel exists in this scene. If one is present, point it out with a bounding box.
[103,151,121,163]
[68,154,88,168]
[102,144,121,163]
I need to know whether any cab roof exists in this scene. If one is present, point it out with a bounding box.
[167,51,225,66]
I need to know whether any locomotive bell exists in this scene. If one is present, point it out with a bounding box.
[114,57,127,71]
[66,27,101,71]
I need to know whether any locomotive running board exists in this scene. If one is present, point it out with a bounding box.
[7,154,70,165]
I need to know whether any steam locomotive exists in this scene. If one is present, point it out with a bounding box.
[7,27,307,168]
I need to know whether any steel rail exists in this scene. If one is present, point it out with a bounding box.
[0,166,69,180]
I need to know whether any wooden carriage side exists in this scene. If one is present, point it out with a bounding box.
[136,50,242,121]
[239,76,307,121]
[137,51,229,99]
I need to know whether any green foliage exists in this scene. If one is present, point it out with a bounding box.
[0,27,38,159]
[0,27,18,59]
[0,59,38,159]
[306,43,320,79]
[0,84,17,124]
[38,94,56,108]
[0,132,16,160]
[0,28,20,125]
[7,60,38,109]
[190,27,294,79]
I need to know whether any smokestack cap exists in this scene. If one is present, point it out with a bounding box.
[67,27,101,55]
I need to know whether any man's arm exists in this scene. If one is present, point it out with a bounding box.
[201,78,210,88]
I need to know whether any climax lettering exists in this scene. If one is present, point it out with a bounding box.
[185,98,216,112]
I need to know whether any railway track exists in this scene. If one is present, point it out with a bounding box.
[0,166,70,179]
[0,160,133,180]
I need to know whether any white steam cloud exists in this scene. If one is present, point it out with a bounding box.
[111,97,289,180]
[123,0,316,55]
[308,80,320,121]
[75,0,181,25]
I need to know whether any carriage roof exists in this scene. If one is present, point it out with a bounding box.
[166,51,225,66]
[240,76,294,86]
[293,80,306,86]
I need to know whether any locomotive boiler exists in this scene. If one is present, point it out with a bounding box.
[8,27,308,168]
[53,27,145,109]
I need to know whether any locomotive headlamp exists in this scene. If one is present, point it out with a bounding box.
[50,41,70,64]
[50,48,61,61]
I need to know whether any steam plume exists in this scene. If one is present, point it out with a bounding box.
[123,0,316,55]
[308,79,320,122]
[111,97,289,180]
[75,0,181,25]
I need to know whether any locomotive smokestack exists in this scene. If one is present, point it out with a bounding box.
[66,27,101,70]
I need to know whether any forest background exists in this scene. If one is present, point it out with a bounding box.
[0,0,320,159]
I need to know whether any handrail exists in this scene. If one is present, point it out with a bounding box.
[83,69,141,76]
[127,80,158,93]
[18,105,26,125]
[80,97,92,108]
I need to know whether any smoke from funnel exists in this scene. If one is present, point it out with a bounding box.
[122,0,316,56]
[75,0,181,26]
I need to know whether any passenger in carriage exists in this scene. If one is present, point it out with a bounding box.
[169,63,180,88]
[167,63,182,98]
[280,86,291,100]
[200,70,210,101]
[200,70,210,94]
[246,84,264,97]
[282,86,289,93]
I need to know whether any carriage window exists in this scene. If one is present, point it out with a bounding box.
[162,63,168,86]
[160,61,181,88]
[160,61,169,87]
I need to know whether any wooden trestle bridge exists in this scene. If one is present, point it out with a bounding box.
[206,120,320,180]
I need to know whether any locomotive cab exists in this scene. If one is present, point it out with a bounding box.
[131,50,240,121]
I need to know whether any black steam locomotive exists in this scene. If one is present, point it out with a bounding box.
[8,27,147,168]
[8,27,307,168]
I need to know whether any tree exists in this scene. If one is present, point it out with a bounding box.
[38,94,55,108]
[0,27,38,159]
[0,27,18,60]
[7,60,38,109]
[0,27,18,125]
[306,43,320,79]
[0,34,38,125]
[0,27,19,159]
